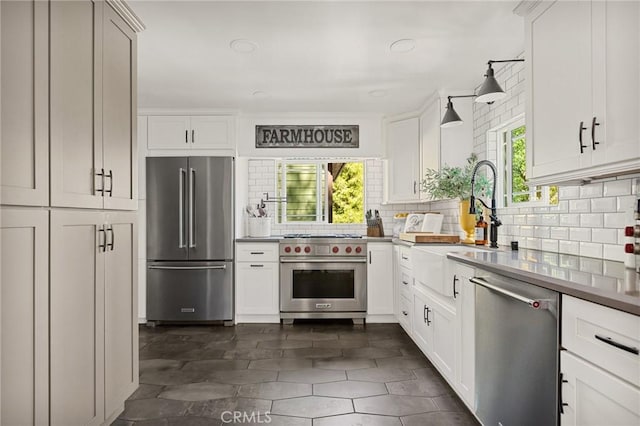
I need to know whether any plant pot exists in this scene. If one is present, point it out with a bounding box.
[459,199,476,244]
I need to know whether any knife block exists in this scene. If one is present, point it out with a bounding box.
[367,217,384,237]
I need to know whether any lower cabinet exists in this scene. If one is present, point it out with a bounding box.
[1,208,49,425]
[50,210,137,425]
[560,351,640,426]
[367,242,394,320]
[235,242,280,322]
[453,261,475,408]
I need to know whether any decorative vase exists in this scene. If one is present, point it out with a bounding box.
[459,199,476,244]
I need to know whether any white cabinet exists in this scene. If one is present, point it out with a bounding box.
[0,0,49,207]
[560,351,640,426]
[452,261,475,409]
[367,242,394,319]
[147,115,235,150]
[235,242,280,322]
[50,0,137,210]
[1,208,49,425]
[386,117,421,202]
[395,244,414,335]
[50,210,138,425]
[526,0,640,184]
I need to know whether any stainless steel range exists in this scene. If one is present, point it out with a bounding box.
[279,234,367,324]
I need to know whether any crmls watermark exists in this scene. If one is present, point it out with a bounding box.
[220,411,272,424]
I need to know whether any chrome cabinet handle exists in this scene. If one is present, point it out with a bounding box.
[425,306,431,325]
[98,227,106,252]
[179,168,186,248]
[595,334,639,355]
[280,257,367,263]
[453,274,459,299]
[105,170,113,197]
[106,225,114,251]
[250,264,264,268]
[149,265,227,270]
[470,277,551,310]
[578,121,587,154]
[591,116,600,150]
[95,168,105,195]
[189,167,195,248]
[250,251,265,255]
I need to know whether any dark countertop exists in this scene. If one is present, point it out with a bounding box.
[448,248,640,316]
[236,235,393,243]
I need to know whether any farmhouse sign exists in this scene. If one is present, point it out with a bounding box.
[255,125,359,148]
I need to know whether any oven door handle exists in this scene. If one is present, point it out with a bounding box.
[280,257,367,264]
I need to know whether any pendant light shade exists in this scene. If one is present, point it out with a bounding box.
[475,64,506,103]
[440,98,463,128]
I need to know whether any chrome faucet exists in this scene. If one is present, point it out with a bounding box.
[469,160,502,248]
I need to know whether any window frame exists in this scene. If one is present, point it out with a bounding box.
[275,159,365,225]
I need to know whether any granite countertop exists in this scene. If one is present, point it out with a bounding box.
[448,248,640,315]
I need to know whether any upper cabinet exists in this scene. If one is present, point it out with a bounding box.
[50,0,138,210]
[526,0,640,185]
[385,95,473,203]
[0,0,49,206]
[147,115,236,150]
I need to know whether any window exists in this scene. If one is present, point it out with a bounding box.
[498,118,557,207]
[276,160,364,224]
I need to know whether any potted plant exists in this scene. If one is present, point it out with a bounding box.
[421,153,492,243]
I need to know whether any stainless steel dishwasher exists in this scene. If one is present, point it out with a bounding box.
[472,271,559,426]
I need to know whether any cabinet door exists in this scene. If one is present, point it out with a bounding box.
[430,297,456,381]
[412,291,432,355]
[147,116,191,149]
[236,262,279,315]
[453,264,475,408]
[560,351,640,426]
[50,210,105,426]
[0,1,49,206]
[367,243,394,315]
[104,212,138,418]
[386,118,420,202]
[527,1,593,179]
[591,1,640,166]
[1,208,48,425]
[191,116,235,149]
[50,0,104,209]
[420,100,440,201]
[103,5,137,210]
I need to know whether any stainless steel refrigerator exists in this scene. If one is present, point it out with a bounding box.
[146,156,234,324]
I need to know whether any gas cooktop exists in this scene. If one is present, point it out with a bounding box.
[282,233,363,239]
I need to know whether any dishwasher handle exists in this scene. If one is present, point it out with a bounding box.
[470,277,551,310]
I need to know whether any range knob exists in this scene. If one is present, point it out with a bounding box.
[304,246,311,253]
[355,246,362,254]
[624,225,640,237]
[346,247,352,253]
[332,246,339,253]
[284,246,291,253]
[294,246,301,253]
[624,243,640,254]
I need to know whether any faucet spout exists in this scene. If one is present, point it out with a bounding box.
[469,160,501,248]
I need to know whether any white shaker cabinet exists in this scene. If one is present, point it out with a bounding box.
[235,243,280,322]
[385,117,421,202]
[50,210,138,425]
[0,0,49,207]
[147,115,235,150]
[526,0,640,184]
[366,242,394,320]
[452,261,475,409]
[1,208,49,426]
[50,0,137,210]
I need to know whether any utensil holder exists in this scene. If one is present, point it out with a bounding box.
[248,217,271,237]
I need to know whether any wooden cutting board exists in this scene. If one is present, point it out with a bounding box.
[399,233,460,243]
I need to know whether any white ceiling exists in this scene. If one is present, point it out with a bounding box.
[132,1,524,115]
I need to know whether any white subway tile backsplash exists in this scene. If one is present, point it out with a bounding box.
[541,239,559,252]
[603,212,629,228]
[603,179,631,197]
[526,214,539,225]
[603,244,626,262]
[579,242,603,259]
[580,213,603,228]
[526,238,541,250]
[550,227,569,240]
[569,199,590,213]
[534,226,550,238]
[559,186,580,200]
[590,197,616,213]
[520,226,534,237]
[552,200,569,213]
[541,214,559,225]
[559,214,580,226]
[617,195,637,213]
[579,183,603,198]
[513,215,527,225]
[569,228,591,242]
[591,275,617,291]
[591,228,617,244]
[569,270,591,285]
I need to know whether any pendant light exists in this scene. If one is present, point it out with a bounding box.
[440,94,476,128]
[475,59,525,103]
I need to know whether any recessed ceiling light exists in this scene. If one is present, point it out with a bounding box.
[230,39,258,53]
[390,39,415,53]
[252,90,269,99]
[368,90,388,98]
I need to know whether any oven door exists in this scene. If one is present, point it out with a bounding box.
[280,258,367,313]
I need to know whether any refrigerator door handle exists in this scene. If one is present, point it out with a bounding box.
[179,168,186,248]
[148,265,227,270]
[189,167,196,248]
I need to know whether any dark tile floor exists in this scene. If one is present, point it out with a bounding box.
[113,321,478,426]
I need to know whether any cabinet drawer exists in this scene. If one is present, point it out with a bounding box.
[236,243,279,262]
[399,294,412,335]
[399,246,412,270]
[562,295,640,387]
[399,267,413,300]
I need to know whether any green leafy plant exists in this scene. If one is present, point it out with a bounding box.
[421,153,492,200]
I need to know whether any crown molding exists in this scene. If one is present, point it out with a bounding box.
[106,0,145,32]
[513,0,543,17]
